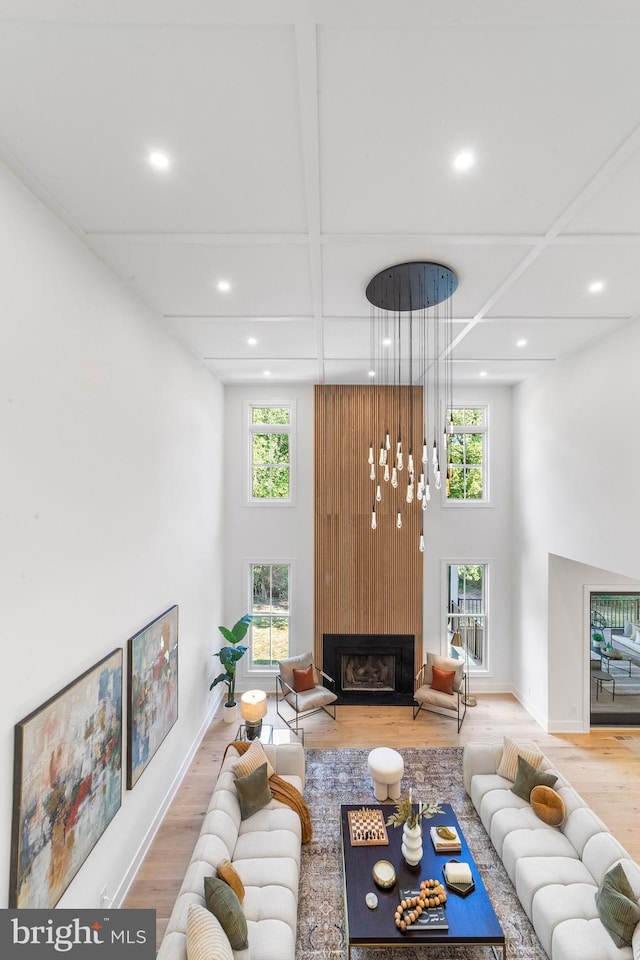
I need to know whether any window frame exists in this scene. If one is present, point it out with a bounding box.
[442,559,490,672]
[246,559,293,673]
[443,403,490,507]
[246,401,296,506]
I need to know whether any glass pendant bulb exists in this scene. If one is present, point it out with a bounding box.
[384,462,390,481]
[417,481,423,501]
[378,445,385,466]
[419,534,425,553]
[422,495,428,511]
[408,453,414,475]
[369,462,376,480]
[385,432,391,450]
[396,511,402,529]
[397,440,403,471]
[406,482,414,504]
[376,484,382,502]
[391,466,398,488]
[371,509,377,530]
[368,445,374,465]
[432,441,438,468]
[422,440,428,464]
[425,479,431,501]
[435,469,441,489]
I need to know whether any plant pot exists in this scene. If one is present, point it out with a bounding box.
[401,822,423,867]
[222,702,238,724]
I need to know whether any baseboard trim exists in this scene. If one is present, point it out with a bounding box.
[112,691,225,907]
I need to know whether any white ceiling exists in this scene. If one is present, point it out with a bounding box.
[2,0,640,385]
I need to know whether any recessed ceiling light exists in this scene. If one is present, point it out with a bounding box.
[247,337,257,346]
[368,370,376,378]
[479,370,488,377]
[263,370,271,377]
[382,338,392,347]
[148,150,171,171]
[588,280,605,294]
[453,149,475,172]
[217,280,231,292]
[517,338,528,348]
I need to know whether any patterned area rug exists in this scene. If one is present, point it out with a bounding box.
[297,747,547,960]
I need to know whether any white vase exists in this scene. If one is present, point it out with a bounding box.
[401,822,423,867]
[223,702,238,724]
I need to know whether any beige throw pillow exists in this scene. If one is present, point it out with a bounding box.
[186,903,233,960]
[496,735,543,782]
[231,739,274,780]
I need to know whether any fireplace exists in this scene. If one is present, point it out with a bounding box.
[323,634,415,705]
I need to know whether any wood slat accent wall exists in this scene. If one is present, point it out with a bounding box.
[314,385,423,673]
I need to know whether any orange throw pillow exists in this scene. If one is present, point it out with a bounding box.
[430,665,455,696]
[292,664,316,692]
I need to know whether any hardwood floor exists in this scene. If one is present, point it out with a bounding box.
[124,694,640,949]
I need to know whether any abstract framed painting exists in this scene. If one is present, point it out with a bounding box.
[9,648,123,908]
[127,605,178,789]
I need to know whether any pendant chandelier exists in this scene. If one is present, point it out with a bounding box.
[366,261,458,551]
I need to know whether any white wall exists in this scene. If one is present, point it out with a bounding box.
[223,384,314,693]
[514,318,640,729]
[423,385,514,693]
[0,161,225,908]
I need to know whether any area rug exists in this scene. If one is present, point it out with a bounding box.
[297,747,546,960]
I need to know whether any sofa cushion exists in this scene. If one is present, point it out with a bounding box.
[595,862,640,947]
[235,763,273,820]
[502,827,579,883]
[204,876,249,951]
[530,785,566,826]
[496,735,543,782]
[186,903,233,960]
[552,916,635,960]
[515,855,597,922]
[511,755,558,802]
[532,882,600,958]
[217,859,245,902]
[232,740,275,780]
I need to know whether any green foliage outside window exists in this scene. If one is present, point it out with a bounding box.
[250,563,290,667]
[250,406,291,499]
[447,406,485,501]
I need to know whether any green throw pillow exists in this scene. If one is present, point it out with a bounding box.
[234,761,272,820]
[204,875,248,951]
[595,862,640,948]
[510,754,558,802]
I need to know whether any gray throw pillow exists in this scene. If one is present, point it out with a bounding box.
[234,761,272,820]
[204,875,248,950]
[510,754,557,802]
[595,862,640,948]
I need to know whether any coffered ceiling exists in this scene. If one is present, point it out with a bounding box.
[2,0,640,385]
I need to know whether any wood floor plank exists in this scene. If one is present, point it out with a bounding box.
[123,694,640,950]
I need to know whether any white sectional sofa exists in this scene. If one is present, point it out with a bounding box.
[157,741,306,960]
[463,740,640,960]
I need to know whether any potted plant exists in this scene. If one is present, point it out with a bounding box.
[210,614,252,723]
[591,631,604,652]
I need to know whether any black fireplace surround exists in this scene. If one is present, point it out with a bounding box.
[323,633,415,706]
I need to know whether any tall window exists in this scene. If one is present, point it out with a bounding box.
[446,406,487,502]
[446,563,487,669]
[249,563,290,668]
[249,405,293,502]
